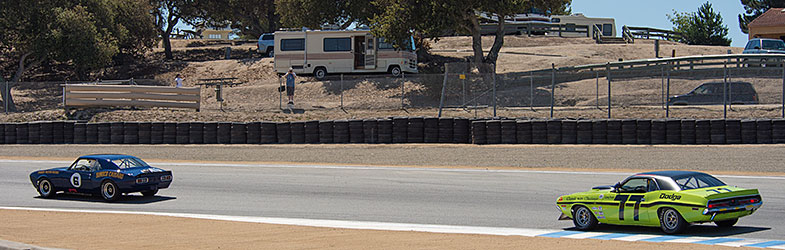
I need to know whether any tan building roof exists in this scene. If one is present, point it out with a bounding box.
[748,8,785,28]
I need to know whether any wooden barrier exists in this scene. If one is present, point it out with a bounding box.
[64,85,200,111]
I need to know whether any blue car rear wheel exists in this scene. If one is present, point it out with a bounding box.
[101,181,120,202]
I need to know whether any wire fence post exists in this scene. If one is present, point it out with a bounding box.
[3,80,8,114]
[723,64,728,119]
[666,63,670,118]
[531,71,535,111]
[340,74,344,109]
[550,63,555,118]
[607,62,611,119]
[438,65,448,117]
[278,77,282,110]
[492,63,497,117]
[400,72,405,109]
[595,71,599,109]
[782,63,785,118]
[661,63,665,109]
[462,72,467,109]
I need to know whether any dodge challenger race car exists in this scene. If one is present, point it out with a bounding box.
[556,171,762,234]
[30,154,173,201]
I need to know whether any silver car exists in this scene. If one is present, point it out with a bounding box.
[257,33,274,57]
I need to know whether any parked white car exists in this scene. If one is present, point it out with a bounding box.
[257,33,274,57]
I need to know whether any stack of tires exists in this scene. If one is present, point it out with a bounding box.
[277,122,292,144]
[636,120,651,144]
[138,122,151,144]
[665,120,681,144]
[202,122,218,144]
[695,120,711,144]
[246,122,261,144]
[438,118,454,143]
[98,123,111,144]
[501,120,517,144]
[546,120,561,144]
[86,123,99,144]
[710,119,726,144]
[406,117,423,143]
[377,118,393,143]
[576,120,592,144]
[453,118,471,144]
[561,120,577,144]
[123,122,139,144]
[261,122,278,144]
[73,123,87,144]
[392,117,408,143]
[163,123,178,144]
[772,119,785,143]
[15,123,28,144]
[318,121,334,144]
[291,121,306,144]
[471,120,487,145]
[725,120,742,144]
[757,119,772,144]
[217,122,232,144]
[63,122,75,144]
[591,120,607,144]
[486,120,501,144]
[0,124,4,144]
[424,118,439,143]
[606,120,622,144]
[517,120,533,144]
[680,120,696,144]
[52,121,64,144]
[650,120,666,144]
[189,122,204,144]
[109,122,123,144]
[333,120,350,143]
[621,119,636,144]
[177,123,190,144]
[28,122,41,144]
[305,121,320,144]
[531,120,547,144]
[362,119,378,143]
[349,120,365,143]
[4,123,15,144]
[741,120,757,144]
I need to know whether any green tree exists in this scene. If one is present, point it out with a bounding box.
[202,0,279,39]
[151,0,203,60]
[668,2,731,46]
[0,0,157,112]
[738,0,785,34]
[370,0,570,70]
[276,0,378,29]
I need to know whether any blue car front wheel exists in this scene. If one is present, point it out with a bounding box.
[37,178,55,198]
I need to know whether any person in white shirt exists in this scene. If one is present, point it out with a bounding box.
[175,74,183,88]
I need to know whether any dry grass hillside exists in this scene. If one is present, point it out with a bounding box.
[2,36,760,122]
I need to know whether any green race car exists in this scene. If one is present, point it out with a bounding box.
[556,171,762,234]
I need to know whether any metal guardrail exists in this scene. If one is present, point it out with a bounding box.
[520,54,785,75]
[63,85,201,111]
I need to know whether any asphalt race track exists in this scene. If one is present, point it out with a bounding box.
[1,160,783,240]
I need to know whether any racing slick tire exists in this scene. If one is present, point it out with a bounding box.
[660,208,688,234]
[142,190,158,197]
[101,181,121,202]
[37,178,55,198]
[572,206,598,230]
[715,218,738,228]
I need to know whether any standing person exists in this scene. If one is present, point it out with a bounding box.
[174,74,183,88]
[284,68,296,104]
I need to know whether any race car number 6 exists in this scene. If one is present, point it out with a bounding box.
[70,173,81,188]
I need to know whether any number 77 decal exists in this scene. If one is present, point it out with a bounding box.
[614,195,644,221]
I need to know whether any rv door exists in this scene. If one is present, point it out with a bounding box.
[365,35,376,69]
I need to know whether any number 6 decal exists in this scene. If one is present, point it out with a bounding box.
[70,173,81,188]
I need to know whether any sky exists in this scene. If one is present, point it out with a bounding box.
[571,0,749,47]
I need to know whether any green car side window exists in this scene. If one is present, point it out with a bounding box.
[620,178,647,193]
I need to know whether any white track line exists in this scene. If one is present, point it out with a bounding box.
[3,159,784,180]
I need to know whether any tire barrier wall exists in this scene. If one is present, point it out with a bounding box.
[1,118,784,145]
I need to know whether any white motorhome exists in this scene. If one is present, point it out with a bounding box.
[550,13,616,38]
[274,30,418,80]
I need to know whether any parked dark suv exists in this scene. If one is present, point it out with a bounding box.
[668,82,759,105]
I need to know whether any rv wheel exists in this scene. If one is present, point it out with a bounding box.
[390,66,402,77]
[314,67,327,80]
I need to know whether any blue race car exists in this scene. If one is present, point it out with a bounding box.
[30,154,173,201]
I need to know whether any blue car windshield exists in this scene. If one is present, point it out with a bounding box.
[110,158,150,169]
[673,174,726,190]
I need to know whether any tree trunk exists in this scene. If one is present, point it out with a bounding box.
[484,13,506,67]
[465,12,485,67]
[0,79,15,113]
[162,34,173,60]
